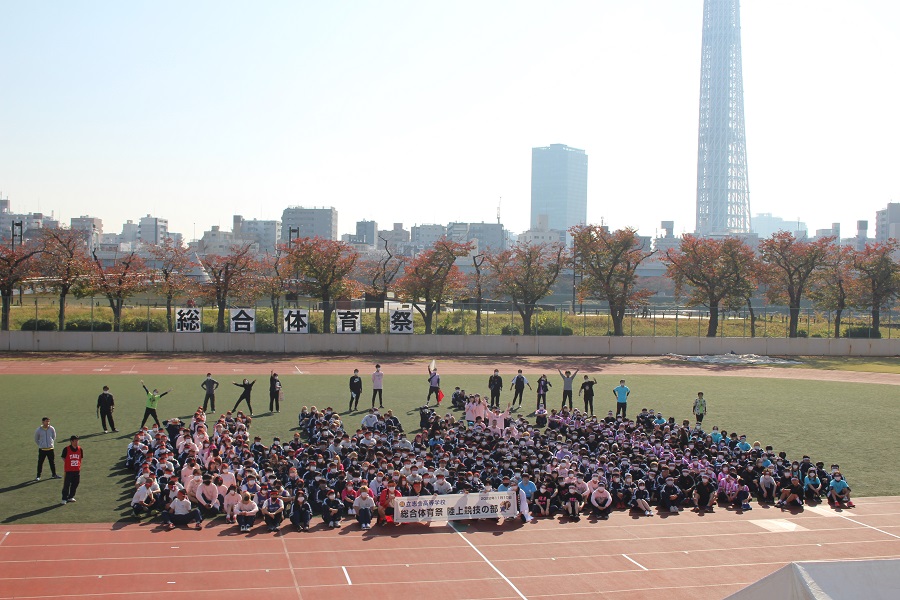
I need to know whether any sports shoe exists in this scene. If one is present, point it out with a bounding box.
[103,430,108,434]
[52,475,62,479]
[645,510,652,516]
[845,501,855,508]
[35,477,41,482]
[61,499,67,505]
[669,506,678,513]
[67,497,76,503]
[741,503,752,511]
[112,429,119,433]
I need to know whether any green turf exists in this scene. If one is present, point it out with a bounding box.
[0,372,892,525]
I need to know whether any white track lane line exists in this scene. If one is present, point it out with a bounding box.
[341,566,352,585]
[621,554,649,571]
[451,523,528,600]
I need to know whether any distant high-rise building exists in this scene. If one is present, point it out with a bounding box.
[410,224,447,249]
[377,223,410,247]
[71,216,103,235]
[234,215,281,253]
[530,144,588,237]
[447,222,507,251]
[695,0,751,237]
[138,214,169,245]
[355,220,378,245]
[876,202,900,242]
[281,206,338,241]
[752,213,807,239]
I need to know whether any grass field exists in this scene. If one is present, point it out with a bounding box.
[0,371,892,525]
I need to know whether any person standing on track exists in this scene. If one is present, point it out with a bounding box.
[488,369,503,409]
[140,381,172,429]
[60,435,83,505]
[34,417,60,481]
[558,368,579,410]
[232,378,256,416]
[269,371,282,413]
[578,375,598,416]
[97,385,117,433]
[612,379,630,419]
[371,364,384,408]
[509,369,531,409]
[200,373,219,413]
[349,369,363,412]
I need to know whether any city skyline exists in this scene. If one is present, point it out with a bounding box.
[1,1,898,241]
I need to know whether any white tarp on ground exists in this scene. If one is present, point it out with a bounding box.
[665,353,801,365]
[726,560,900,600]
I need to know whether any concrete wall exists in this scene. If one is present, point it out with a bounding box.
[1,331,898,356]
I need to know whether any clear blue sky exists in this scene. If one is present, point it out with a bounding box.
[1,1,898,240]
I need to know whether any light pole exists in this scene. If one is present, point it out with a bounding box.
[10,221,23,250]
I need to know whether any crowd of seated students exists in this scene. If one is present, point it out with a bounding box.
[125,398,853,533]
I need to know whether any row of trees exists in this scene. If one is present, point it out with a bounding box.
[1,227,899,337]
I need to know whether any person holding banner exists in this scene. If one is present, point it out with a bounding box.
[378,480,401,525]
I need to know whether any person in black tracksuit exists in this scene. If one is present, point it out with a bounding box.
[488,370,503,409]
[349,369,363,411]
[509,370,531,408]
[96,386,117,433]
[232,379,256,415]
[578,376,597,416]
[269,371,281,413]
[200,374,219,413]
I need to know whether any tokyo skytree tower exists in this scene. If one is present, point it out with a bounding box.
[695,0,751,236]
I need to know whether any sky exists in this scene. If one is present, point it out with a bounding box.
[1,1,898,242]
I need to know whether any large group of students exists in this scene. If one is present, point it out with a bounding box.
[125,367,854,533]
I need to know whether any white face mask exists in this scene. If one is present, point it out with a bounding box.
[327,494,335,500]
[360,492,368,499]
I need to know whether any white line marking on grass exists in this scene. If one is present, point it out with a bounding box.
[451,523,528,600]
[341,566,352,585]
[838,514,900,540]
[621,554,648,571]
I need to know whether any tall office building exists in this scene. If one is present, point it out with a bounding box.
[281,206,338,241]
[695,0,751,237]
[530,144,588,236]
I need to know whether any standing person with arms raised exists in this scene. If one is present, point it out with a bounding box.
[200,373,219,414]
[612,379,630,419]
[557,368,579,411]
[371,364,384,408]
[140,381,172,429]
[269,371,282,413]
[34,417,61,481]
[349,368,363,412]
[509,369,532,410]
[60,435,83,505]
[96,386,117,433]
[231,378,256,416]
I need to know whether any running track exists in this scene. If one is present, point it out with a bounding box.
[1,353,898,386]
[2,498,900,600]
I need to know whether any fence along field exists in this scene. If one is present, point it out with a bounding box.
[5,294,897,338]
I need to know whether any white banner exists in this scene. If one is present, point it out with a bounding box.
[229,308,256,333]
[174,308,201,333]
[389,309,414,334]
[335,310,361,334]
[393,491,517,523]
[283,309,309,333]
